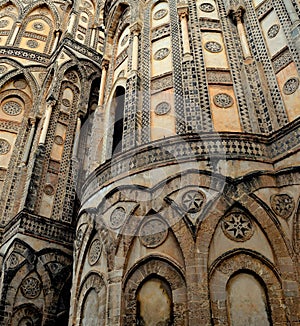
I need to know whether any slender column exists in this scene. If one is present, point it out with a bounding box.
[129,22,142,72]
[232,7,252,61]
[8,21,21,46]
[90,26,97,48]
[39,100,56,145]
[21,119,35,166]
[67,12,77,34]
[284,0,300,26]
[98,59,109,106]
[51,30,61,53]
[72,117,82,159]
[178,5,192,61]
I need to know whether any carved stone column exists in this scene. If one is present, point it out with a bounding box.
[21,118,35,166]
[98,59,109,106]
[67,11,77,34]
[178,5,192,61]
[8,21,21,46]
[72,116,82,159]
[231,7,252,61]
[51,30,62,53]
[39,100,56,145]
[130,22,142,72]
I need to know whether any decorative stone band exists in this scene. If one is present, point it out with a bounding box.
[1,211,75,247]
[0,47,49,64]
[81,120,300,202]
[64,37,102,63]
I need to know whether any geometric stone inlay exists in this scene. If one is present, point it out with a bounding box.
[213,93,234,108]
[221,212,254,242]
[283,77,299,95]
[154,9,168,20]
[270,194,295,219]
[181,190,205,213]
[200,3,215,12]
[121,34,129,46]
[0,138,10,155]
[44,184,55,196]
[0,65,8,74]
[54,135,64,145]
[20,277,42,299]
[155,101,171,115]
[110,207,126,229]
[0,20,9,28]
[154,48,170,60]
[62,99,71,107]
[33,22,44,31]
[267,24,280,39]
[88,239,102,265]
[14,79,27,89]
[205,41,222,53]
[27,40,39,48]
[140,217,168,248]
[2,101,22,115]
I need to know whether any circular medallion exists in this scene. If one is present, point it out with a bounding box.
[84,1,92,8]
[154,9,168,20]
[0,139,10,155]
[110,207,126,229]
[13,79,27,89]
[0,19,9,28]
[155,102,171,115]
[200,3,215,12]
[221,212,254,242]
[271,194,295,219]
[47,262,63,274]
[62,98,71,107]
[6,253,19,269]
[26,39,39,49]
[154,48,170,60]
[77,33,84,40]
[267,24,280,39]
[44,184,54,196]
[204,41,222,53]
[81,16,88,23]
[121,34,129,46]
[140,218,168,248]
[0,65,7,74]
[54,135,64,145]
[20,277,42,299]
[33,22,44,31]
[66,71,78,83]
[213,93,234,108]
[88,239,102,265]
[2,101,22,115]
[182,190,205,213]
[283,77,299,95]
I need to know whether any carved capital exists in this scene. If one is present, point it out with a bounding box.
[101,58,109,70]
[229,5,245,23]
[130,21,142,35]
[177,5,189,20]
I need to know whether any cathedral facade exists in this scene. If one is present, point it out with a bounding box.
[0,0,299,325]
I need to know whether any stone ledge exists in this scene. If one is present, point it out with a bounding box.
[1,211,75,248]
[82,118,300,202]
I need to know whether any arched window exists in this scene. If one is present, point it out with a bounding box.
[112,86,125,155]
[227,273,271,326]
[136,277,173,325]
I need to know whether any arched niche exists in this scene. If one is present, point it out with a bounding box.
[137,276,173,325]
[16,7,55,54]
[209,253,287,325]
[77,273,106,326]
[227,273,271,326]
[123,258,187,325]
[111,85,125,156]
